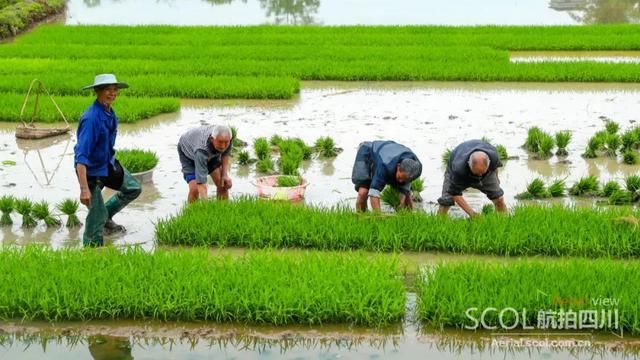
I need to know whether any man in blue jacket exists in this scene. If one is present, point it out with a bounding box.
[438,139,506,217]
[351,140,422,212]
[74,74,141,247]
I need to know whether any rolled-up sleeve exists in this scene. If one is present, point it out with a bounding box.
[194,150,209,184]
[74,116,97,167]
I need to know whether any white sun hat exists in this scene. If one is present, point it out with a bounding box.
[82,74,129,90]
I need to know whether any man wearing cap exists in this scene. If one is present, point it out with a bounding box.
[351,140,422,212]
[74,74,142,247]
[177,124,233,203]
[437,139,507,217]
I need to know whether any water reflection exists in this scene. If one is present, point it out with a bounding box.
[551,0,640,24]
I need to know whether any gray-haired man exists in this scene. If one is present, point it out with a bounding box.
[178,124,233,203]
[351,140,422,212]
[437,139,507,217]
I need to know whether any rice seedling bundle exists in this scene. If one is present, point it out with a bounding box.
[275,175,301,187]
[605,120,620,135]
[156,198,640,258]
[314,136,338,158]
[569,176,600,196]
[605,133,621,157]
[14,199,36,228]
[56,199,81,228]
[269,135,283,146]
[620,128,639,152]
[256,158,274,174]
[441,149,452,166]
[623,150,639,165]
[608,190,635,205]
[515,178,548,199]
[237,150,250,165]
[601,181,621,197]
[554,131,571,156]
[0,195,14,226]
[625,175,640,193]
[495,144,509,161]
[380,186,401,210]
[253,138,270,160]
[116,149,159,173]
[31,201,60,228]
[417,259,640,334]
[229,126,247,149]
[411,178,424,202]
[0,247,404,326]
[276,138,309,176]
[547,179,566,197]
[524,127,555,159]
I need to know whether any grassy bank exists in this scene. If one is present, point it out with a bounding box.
[417,259,640,334]
[0,93,180,123]
[0,247,404,326]
[155,198,640,258]
[0,0,64,40]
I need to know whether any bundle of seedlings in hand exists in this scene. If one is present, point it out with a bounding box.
[547,179,566,197]
[314,136,339,157]
[116,149,159,173]
[57,199,81,228]
[0,195,14,226]
[253,137,270,160]
[32,201,61,227]
[554,131,571,156]
[275,175,301,187]
[515,178,548,199]
[381,186,401,210]
[601,181,621,197]
[14,198,37,228]
[411,178,424,202]
[236,150,250,165]
[441,148,452,166]
[569,175,600,196]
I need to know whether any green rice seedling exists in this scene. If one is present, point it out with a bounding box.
[237,150,250,165]
[554,131,571,156]
[14,199,37,228]
[633,127,640,149]
[569,175,600,196]
[605,119,620,135]
[0,247,404,326]
[314,136,338,158]
[515,178,548,199]
[601,181,621,197]
[621,129,639,152]
[608,190,635,205]
[582,131,607,158]
[253,137,270,160]
[537,133,556,159]
[623,150,639,165]
[417,259,640,334]
[292,138,312,160]
[523,127,544,153]
[31,201,61,228]
[625,174,640,193]
[411,178,424,202]
[481,204,495,215]
[547,179,566,197]
[155,198,640,258]
[380,186,401,209]
[495,144,508,161]
[275,175,301,187]
[441,148,452,166]
[604,133,621,157]
[230,126,246,148]
[277,139,306,175]
[269,135,283,146]
[57,199,81,228]
[116,149,159,173]
[0,195,14,226]
[256,157,275,174]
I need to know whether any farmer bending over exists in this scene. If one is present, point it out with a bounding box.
[437,139,507,217]
[74,74,142,247]
[351,140,422,212]
[178,124,232,203]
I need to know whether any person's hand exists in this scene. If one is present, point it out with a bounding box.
[222,175,233,190]
[80,188,91,208]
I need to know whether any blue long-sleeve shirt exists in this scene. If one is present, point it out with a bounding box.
[368,141,422,197]
[73,100,118,177]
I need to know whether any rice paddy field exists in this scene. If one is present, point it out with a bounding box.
[2,0,640,358]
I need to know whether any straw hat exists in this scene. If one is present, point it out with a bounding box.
[82,74,129,90]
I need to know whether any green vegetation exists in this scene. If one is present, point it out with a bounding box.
[275,175,301,187]
[605,133,621,157]
[623,149,639,165]
[625,174,640,193]
[569,175,600,196]
[0,93,179,123]
[117,149,159,173]
[495,144,508,161]
[56,199,81,228]
[253,137,270,160]
[523,127,555,159]
[274,138,312,176]
[441,148,452,166]
[417,259,640,334]
[14,198,36,228]
[411,178,424,202]
[608,189,635,205]
[0,247,404,326]
[547,179,566,197]
[156,198,640,258]
[237,150,250,165]
[0,195,14,226]
[31,201,60,227]
[601,181,621,197]
[380,186,402,210]
[0,0,65,40]
[605,119,620,135]
[256,157,275,174]
[314,136,338,158]
[554,131,571,156]
[516,178,565,199]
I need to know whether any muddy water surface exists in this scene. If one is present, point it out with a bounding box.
[1,82,639,248]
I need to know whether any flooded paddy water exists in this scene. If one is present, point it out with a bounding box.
[1,81,639,249]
